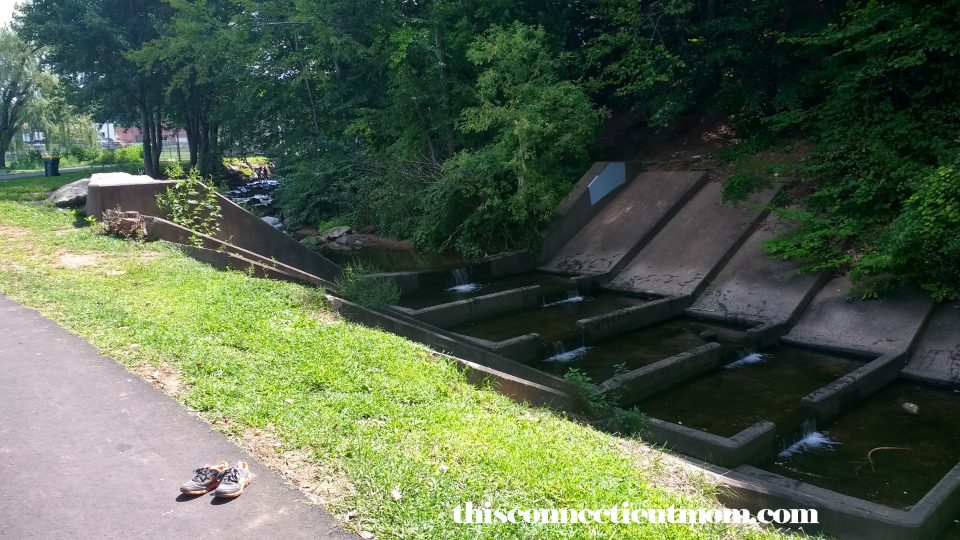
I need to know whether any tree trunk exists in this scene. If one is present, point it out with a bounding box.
[185,113,199,167]
[0,131,11,169]
[139,103,156,177]
[152,108,162,175]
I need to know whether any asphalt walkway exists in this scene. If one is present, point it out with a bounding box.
[0,295,353,539]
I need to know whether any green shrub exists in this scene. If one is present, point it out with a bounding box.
[853,159,960,300]
[10,150,43,169]
[156,166,222,246]
[67,146,99,162]
[333,263,401,310]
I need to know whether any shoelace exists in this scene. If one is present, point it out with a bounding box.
[191,467,218,483]
[220,467,241,484]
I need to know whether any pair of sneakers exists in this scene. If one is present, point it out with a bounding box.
[180,461,252,498]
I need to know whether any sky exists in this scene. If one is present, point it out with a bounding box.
[0,0,18,28]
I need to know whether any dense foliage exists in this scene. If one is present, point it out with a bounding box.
[15,0,960,296]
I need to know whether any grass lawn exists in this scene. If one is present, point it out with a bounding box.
[0,176,792,540]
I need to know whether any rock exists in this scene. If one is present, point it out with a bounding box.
[46,178,91,208]
[261,216,283,229]
[321,225,352,242]
[901,402,919,415]
[357,224,376,235]
[698,330,718,341]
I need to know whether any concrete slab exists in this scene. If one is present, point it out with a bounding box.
[904,303,960,384]
[783,277,935,355]
[539,171,706,276]
[607,181,773,297]
[686,214,824,324]
[0,296,351,539]
[89,171,160,186]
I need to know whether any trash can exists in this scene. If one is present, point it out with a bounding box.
[42,156,61,177]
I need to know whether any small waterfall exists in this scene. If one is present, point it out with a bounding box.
[544,340,591,363]
[777,419,840,460]
[447,267,481,293]
[725,349,772,369]
[542,288,586,307]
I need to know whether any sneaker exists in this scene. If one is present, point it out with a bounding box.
[180,461,229,495]
[214,461,252,498]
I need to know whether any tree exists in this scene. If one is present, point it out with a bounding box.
[0,28,44,169]
[418,23,605,254]
[17,0,173,177]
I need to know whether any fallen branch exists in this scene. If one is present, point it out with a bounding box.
[854,446,911,473]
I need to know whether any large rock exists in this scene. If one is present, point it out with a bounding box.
[321,225,351,242]
[47,178,92,208]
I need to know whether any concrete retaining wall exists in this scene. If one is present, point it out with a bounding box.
[577,295,689,342]
[645,419,776,468]
[143,217,334,288]
[86,178,174,219]
[598,343,722,403]
[457,333,543,364]
[800,352,906,423]
[86,178,342,282]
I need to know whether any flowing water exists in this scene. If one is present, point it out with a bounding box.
[763,380,960,509]
[447,267,481,293]
[631,345,863,437]
[776,419,841,459]
[542,288,586,307]
[534,318,744,382]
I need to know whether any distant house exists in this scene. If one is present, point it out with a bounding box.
[98,123,186,147]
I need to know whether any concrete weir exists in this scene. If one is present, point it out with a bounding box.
[782,277,935,356]
[903,302,960,385]
[685,214,826,328]
[607,181,773,296]
[540,170,707,276]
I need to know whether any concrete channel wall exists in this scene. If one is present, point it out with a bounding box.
[576,296,690,342]
[330,297,576,408]
[800,351,906,423]
[646,420,776,469]
[143,217,335,288]
[713,462,960,540]
[399,286,542,329]
[598,343,723,402]
[377,251,536,297]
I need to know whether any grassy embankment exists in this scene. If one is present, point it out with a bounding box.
[0,175,791,540]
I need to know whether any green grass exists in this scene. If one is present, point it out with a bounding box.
[0,176,791,540]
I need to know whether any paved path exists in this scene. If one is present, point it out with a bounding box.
[0,295,353,539]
